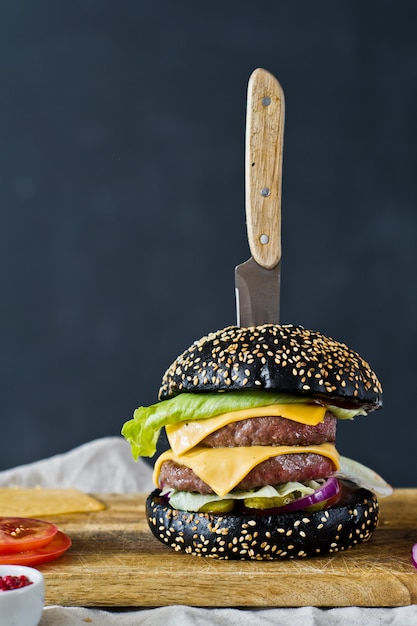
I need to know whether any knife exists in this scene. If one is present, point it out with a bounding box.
[235,68,285,327]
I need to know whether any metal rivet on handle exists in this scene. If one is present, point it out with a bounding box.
[262,96,271,106]
[260,234,269,245]
[261,187,270,197]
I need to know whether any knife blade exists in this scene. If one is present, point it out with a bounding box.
[235,68,285,327]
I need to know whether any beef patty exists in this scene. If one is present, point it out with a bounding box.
[160,412,337,494]
[200,411,336,448]
[159,453,336,494]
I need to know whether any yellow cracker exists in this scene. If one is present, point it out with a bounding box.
[0,488,105,517]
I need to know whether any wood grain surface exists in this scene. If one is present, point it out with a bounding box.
[39,489,417,608]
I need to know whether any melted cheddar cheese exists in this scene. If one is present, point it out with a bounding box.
[153,443,340,497]
[166,403,327,455]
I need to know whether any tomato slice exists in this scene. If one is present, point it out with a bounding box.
[0,517,58,554]
[0,530,72,565]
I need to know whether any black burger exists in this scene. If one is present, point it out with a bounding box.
[122,324,390,560]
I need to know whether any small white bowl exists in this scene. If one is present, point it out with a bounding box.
[0,565,44,626]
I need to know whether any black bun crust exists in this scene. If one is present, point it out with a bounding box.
[146,484,379,560]
[159,324,382,410]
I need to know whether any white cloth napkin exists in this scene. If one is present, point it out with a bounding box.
[0,438,415,626]
[0,436,154,492]
[39,604,417,626]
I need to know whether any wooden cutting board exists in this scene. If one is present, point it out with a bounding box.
[39,489,417,608]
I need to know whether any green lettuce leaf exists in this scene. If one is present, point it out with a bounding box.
[327,404,366,420]
[338,456,393,497]
[121,390,368,459]
[162,481,321,513]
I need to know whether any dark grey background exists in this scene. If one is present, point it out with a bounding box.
[1,1,416,487]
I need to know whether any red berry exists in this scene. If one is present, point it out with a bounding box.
[0,574,33,591]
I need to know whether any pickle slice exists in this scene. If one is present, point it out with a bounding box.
[198,499,235,513]
[243,495,297,510]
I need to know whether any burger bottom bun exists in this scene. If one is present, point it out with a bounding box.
[146,483,379,560]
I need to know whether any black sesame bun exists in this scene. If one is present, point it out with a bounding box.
[141,324,383,560]
[158,324,382,411]
[146,482,379,560]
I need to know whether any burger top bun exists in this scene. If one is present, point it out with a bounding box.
[158,324,382,410]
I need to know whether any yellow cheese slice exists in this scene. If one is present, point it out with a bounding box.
[0,488,105,517]
[154,443,340,497]
[166,403,327,456]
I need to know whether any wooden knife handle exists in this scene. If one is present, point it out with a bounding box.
[245,68,285,269]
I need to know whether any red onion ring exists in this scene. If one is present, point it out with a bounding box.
[412,544,417,569]
[272,476,341,514]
